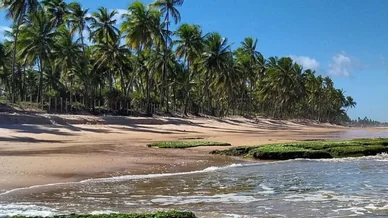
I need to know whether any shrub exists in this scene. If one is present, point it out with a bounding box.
[148,141,231,148]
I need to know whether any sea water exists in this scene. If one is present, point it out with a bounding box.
[2,129,388,217]
[1,153,388,217]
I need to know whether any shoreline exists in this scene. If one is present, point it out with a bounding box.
[0,158,245,197]
[0,113,385,193]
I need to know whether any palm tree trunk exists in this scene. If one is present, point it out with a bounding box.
[205,71,212,113]
[184,59,190,116]
[38,57,44,104]
[70,79,73,111]
[227,85,232,116]
[164,13,170,113]
[80,28,88,79]
[119,68,127,113]
[19,65,24,101]
[146,69,151,116]
[138,47,151,116]
[166,81,170,113]
[21,66,26,101]
[6,77,11,101]
[160,68,164,109]
[11,17,23,103]
[78,27,89,110]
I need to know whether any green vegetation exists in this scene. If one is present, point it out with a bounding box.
[148,141,231,148]
[211,138,388,160]
[349,116,388,127]
[11,211,196,218]
[0,0,356,122]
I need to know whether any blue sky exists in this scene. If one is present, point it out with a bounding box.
[1,0,387,121]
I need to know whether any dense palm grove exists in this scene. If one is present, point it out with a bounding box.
[349,117,388,127]
[0,0,356,123]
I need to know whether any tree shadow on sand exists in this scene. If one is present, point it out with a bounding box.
[0,143,119,156]
[0,136,65,143]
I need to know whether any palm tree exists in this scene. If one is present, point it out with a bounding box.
[121,1,162,115]
[241,37,260,62]
[3,26,25,100]
[18,9,56,102]
[151,0,183,26]
[0,0,40,102]
[23,68,38,100]
[151,0,184,112]
[121,1,161,51]
[0,0,40,20]
[260,57,297,118]
[54,25,83,106]
[213,53,240,115]
[345,96,357,112]
[201,32,232,113]
[89,7,119,92]
[0,43,7,72]
[174,23,204,115]
[94,34,131,99]
[304,69,319,119]
[67,2,91,104]
[41,0,69,27]
[0,42,11,97]
[67,2,90,55]
[89,7,119,44]
[0,0,357,122]
[237,37,262,111]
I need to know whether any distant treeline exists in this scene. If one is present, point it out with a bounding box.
[348,117,388,127]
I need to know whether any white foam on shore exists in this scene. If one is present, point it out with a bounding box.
[284,190,373,203]
[332,207,367,216]
[149,193,263,205]
[0,204,120,217]
[2,153,387,197]
[0,163,249,196]
[296,153,388,163]
[90,210,118,215]
[0,204,57,217]
[83,163,244,183]
[258,183,275,195]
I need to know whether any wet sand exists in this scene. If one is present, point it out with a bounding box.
[0,113,375,192]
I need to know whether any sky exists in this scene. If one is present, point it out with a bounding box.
[0,0,387,121]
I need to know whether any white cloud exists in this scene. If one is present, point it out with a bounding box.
[289,55,320,70]
[0,26,11,41]
[0,26,11,32]
[87,9,128,25]
[81,29,91,44]
[112,9,128,24]
[328,53,353,77]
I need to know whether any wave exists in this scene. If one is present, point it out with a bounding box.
[84,163,245,183]
[150,193,263,205]
[2,154,387,196]
[296,153,388,163]
[0,163,248,196]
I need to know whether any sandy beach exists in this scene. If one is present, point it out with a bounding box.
[0,112,356,192]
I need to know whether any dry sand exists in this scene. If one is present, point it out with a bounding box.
[0,112,361,192]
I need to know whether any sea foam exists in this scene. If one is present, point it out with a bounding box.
[0,163,247,196]
[0,204,57,217]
